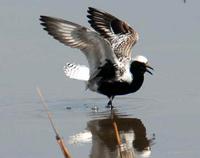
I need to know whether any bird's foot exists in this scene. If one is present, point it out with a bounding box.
[106,100,114,110]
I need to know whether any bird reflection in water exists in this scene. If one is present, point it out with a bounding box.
[70,110,155,158]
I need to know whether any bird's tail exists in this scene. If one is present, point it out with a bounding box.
[63,63,90,81]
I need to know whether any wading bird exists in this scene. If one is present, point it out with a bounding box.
[40,7,153,109]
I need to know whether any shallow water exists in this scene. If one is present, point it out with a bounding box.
[0,97,156,158]
[0,96,199,158]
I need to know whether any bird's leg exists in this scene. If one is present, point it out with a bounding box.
[106,96,114,109]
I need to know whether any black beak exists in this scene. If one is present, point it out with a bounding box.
[146,65,154,75]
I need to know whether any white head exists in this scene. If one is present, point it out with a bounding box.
[133,55,148,64]
[131,55,153,75]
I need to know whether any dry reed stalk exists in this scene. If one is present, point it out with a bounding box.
[36,87,72,158]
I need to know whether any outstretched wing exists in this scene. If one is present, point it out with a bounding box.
[87,7,139,61]
[40,16,117,75]
[64,63,90,81]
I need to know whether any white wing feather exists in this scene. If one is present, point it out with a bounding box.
[40,16,118,76]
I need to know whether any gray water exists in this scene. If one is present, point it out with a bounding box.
[0,0,200,157]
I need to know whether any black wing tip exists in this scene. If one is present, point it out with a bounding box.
[40,15,49,22]
[40,15,46,19]
[39,16,52,27]
[87,7,105,16]
[39,16,55,32]
[87,7,107,24]
[86,14,92,19]
[87,8,96,26]
[39,15,57,23]
[39,16,48,29]
[87,7,97,13]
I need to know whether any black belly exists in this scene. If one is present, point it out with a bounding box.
[98,79,144,97]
